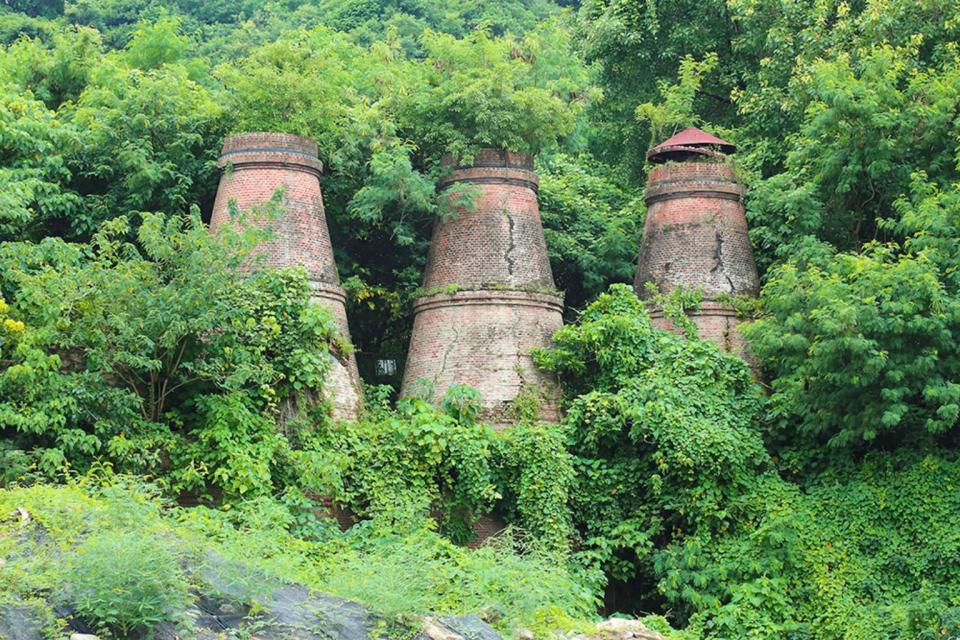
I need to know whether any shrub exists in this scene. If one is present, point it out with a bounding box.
[321,529,598,633]
[0,212,343,501]
[319,391,499,539]
[63,530,191,637]
[535,284,768,584]
[1,479,600,639]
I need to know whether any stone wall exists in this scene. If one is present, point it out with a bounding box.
[210,132,363,421]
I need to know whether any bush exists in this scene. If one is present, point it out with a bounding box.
[0,213,344,500]
[743,241,960,455]
[318,390,499,540]
[321,529,597,632]
[63,530,191,637]
[535,284,768,584]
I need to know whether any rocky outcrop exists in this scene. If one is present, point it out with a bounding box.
[0,551,507,640]
[584,618,665,640]
[0,599,45,640]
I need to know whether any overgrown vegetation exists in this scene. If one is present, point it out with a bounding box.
[0,478,598,638]
[2,0,960,639]
[0,210,345,499]
[65,530,191,636]
[541,286,960,636]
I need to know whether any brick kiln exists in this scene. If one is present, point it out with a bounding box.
[210,132,363,420]
[401,149,563,426]
[634,127,760,359]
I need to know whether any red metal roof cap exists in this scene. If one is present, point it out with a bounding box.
[648,127,736,162]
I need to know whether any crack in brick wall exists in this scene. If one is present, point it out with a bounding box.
[504,207,517,278]
[711,228,736,293]
[635,157,759,362]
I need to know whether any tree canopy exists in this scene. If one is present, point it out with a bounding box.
[2,0,960,638]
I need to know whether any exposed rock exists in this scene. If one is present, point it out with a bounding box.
[0,600,44,640]
[440,614,504,640]
[257,586,375,640]
[149,554,382,640]
[422,617,465,640]
[588,618,664,640]
[4,543,508,640]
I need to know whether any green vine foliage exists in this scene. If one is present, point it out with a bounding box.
[657,451,960,638]
[320,388,499,538]
[535,284,960,637]
[317,386,577,554]
[493,421,573,557]
[535,284,768,591]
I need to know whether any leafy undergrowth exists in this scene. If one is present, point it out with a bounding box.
[662,450,960,638]
[0,476,600,639]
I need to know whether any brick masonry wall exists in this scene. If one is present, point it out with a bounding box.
[468,514,506,548]
[210,132,363,420]
[310,283,364,421]
[401,291,563,427]
[211,132,338,284]
[403,150,564,544]
[424,151,555,291]
[403,150,563,426]
[635,160,760,361]
[635,161,758,299]
[648,303,755,365]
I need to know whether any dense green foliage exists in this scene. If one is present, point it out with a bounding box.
[65,530,191,636]
[0,5,607,355]
[2,0,960,639]
[540,287,960,636]
[0,211,344,498]
[537,286,769,584]
[661,452,960,638]
[1,479,598,638]
[315,387,574,554]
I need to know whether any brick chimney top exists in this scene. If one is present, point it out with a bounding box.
[437,148,539,193]
[218,132,323,176]
[647,127,736,164]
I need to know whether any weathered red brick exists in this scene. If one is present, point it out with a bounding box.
[635,139,760,362]
[402,150,563,426]
[210,132,363,420]
[402,290,563,426]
